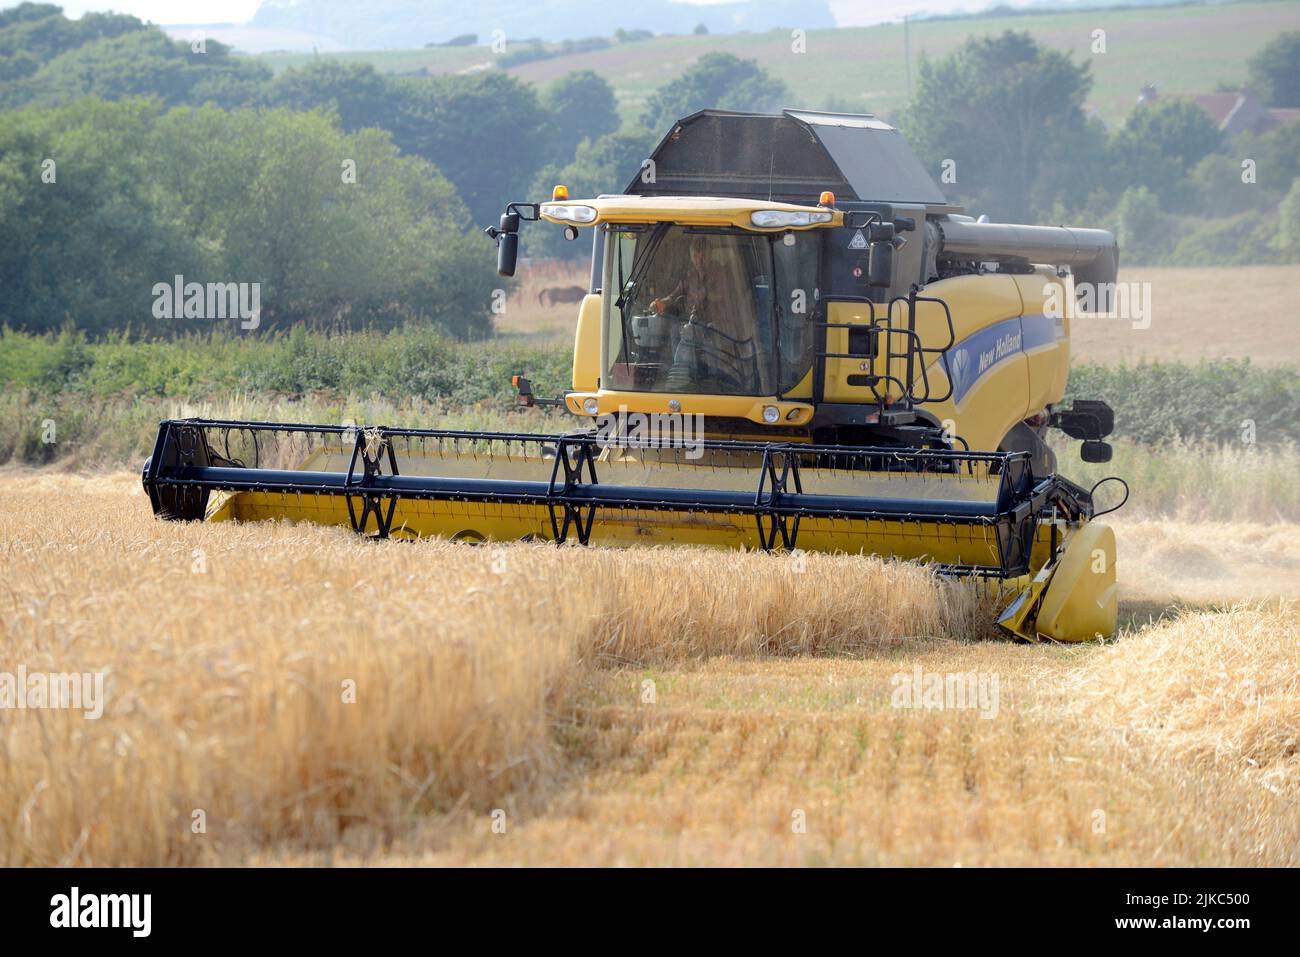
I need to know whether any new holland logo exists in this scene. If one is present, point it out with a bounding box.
[847,229,868,250]
[949,348,971,383]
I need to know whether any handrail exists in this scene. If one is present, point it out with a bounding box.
[813,288,957,408]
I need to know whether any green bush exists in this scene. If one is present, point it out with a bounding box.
[5,330,1294,456]
[0,326,571,406]
[1064,359,1300,446]
[0,389,574,466]
[1165,210,1285,267]
[1112,186,1172,265]
[0,325,91,389]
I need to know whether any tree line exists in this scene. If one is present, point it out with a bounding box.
[0,4,797,337]
[900,30,1300,267]
[1,99,504,336]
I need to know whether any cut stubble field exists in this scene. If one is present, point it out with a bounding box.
[1,469,1296,867]
[1069,265,1300,368]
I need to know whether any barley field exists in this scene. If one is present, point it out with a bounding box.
[1,465,1296,867]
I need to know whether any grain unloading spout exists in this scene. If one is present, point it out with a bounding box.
[934,217,1119,287]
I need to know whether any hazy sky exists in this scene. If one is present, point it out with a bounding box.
[60,1,263,22]
[58,0,1000,27]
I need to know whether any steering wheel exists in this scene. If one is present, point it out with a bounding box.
[669,326,754,393]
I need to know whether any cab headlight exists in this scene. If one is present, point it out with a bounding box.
[750,209,833,229]
[541,204,598,224]
[762,405,781,424]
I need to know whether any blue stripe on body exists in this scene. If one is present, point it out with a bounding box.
[1020,312,1065,351]
[938,313,1067,407]
[941,317,1022,407]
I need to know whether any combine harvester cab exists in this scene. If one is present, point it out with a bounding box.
[143,110,1126,642]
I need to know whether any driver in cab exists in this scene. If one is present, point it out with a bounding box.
[649,236,759,392]
[651,236,726,324]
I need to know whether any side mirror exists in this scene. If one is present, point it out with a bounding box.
[496,232,518,277]
[488,209,522,278]
[1080,440,1112,464]
[867,222,895,288]
[868,240,893,288]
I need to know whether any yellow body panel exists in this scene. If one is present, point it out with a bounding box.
[1010,270,1072,415]
[572,294,602,391]
[541,196,844,232]
[803,271,1044,452]
[564,390,814,427]
[820,298,882,404]
[206,442,1044,572]
[1035,522,1118,642]
[910,274,1029,451]
[212,490,1014,567]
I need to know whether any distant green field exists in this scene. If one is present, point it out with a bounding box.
[256,1,1300,127]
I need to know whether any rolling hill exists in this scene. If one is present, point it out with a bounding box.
[256,1,1300,128]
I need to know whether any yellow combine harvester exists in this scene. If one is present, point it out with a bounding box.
[143,110,1126,641]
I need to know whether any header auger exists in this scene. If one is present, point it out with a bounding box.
[145,108,1125,641]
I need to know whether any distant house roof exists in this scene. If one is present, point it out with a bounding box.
[1192,91,1299,137]
[1137,86,1299,137]
[1194,93,1248,126]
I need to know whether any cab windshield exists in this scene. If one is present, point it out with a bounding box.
[603,224,820,397]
